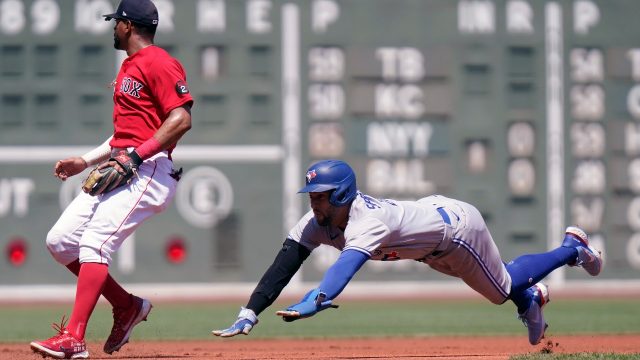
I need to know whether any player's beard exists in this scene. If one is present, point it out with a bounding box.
[113,33,121,50]
[312,210,328,226]
[313,208,335,227]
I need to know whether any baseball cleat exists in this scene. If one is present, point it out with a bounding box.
[518,282,550,345]
[103,295,152,354]
[30,316,89,359]
[562,226,603,276]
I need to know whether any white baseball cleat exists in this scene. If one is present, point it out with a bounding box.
[562,226,603,276]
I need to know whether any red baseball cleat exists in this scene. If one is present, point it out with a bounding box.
[30,316,89,359]
[103,295,152,354]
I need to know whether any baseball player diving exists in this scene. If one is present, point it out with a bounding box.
[213,159,603,345]
[30,0,193,358]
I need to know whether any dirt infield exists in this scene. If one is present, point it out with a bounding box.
[4,334,640,360]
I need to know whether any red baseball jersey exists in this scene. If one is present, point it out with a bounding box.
[110,45,193,154]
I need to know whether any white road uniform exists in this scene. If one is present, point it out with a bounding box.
[288,193,512,304]
[215,159,602,345]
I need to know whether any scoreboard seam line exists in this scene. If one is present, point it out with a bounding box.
[0,145,285,163]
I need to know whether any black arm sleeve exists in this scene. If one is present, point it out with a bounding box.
[245,238,311,315]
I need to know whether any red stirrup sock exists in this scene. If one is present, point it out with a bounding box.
[65,259,131,309]
[67,262,109,340]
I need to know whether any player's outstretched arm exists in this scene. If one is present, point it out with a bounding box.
[275,288,338,321]
[276,249,369,322]
[212,239,311,337]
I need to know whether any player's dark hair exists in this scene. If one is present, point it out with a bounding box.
[132,22,157,38]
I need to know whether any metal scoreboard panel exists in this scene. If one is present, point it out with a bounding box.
[0,163,284,284]
[0,0,287,285]
[297,0,640,282]
[0,0,638,289]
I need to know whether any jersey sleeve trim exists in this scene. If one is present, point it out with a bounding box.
[161,98,194,118]
[342,246,371,257]
[286,236,314,252]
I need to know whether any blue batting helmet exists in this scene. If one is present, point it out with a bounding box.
[298,160,357,207]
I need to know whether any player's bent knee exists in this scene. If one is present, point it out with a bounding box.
[46,228,66,251]
[485,293,509,305]
[489,297,507,305]
[45,229,78,265]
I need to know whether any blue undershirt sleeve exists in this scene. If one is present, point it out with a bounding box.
[318,249,370,300]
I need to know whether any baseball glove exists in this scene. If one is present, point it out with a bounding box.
[81,151,142,196]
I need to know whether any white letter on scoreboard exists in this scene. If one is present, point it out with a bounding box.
[627,234,640,269]
[626,122,640,156]
[627,49,640,82]
[367,122,432,157]
[573,0,600,35]
[458,0,495,34]
[0,178,34,217]
[628,197,640,231]
[247,0,272,34]
[75,0,112,34]
[367,159,435,195]
[197,0,225,32]
[153,0,175,32]
[375,84,425,119]
[628,159,640,194]
[506,0,533,34]
[628,85,640,120]
[312,0,339,33]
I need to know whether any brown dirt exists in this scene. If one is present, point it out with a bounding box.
[4,334,640,360]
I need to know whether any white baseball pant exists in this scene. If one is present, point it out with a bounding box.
[46,153,177,265]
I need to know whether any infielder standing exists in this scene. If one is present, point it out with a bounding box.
[214,159,603,345]
[30,0,193,358]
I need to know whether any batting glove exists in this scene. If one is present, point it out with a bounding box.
[276,289,338,322]
[212,307,258,337]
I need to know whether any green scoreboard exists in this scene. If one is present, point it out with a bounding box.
[0,0,638,290]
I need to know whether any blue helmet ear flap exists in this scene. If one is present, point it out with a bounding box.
[329,171,357,207]
[299,160,357,207]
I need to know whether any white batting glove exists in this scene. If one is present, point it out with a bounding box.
[212,307,258,337]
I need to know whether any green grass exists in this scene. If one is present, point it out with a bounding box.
[512,354,640,360]
[1,297,638,343]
